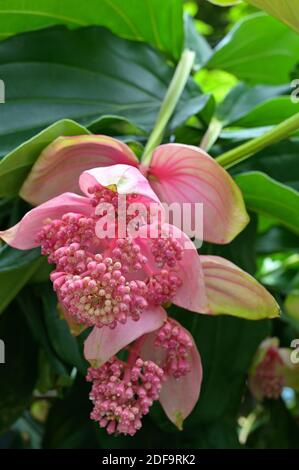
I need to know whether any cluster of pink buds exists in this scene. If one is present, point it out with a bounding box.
[154,319,193,379]
[36,184,185,330]
[253,346,285,399]
[87,318,196,435]
[87,357,164,436]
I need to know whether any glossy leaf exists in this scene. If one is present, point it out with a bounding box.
[0,245,43,313]
[0,26,208,157]
[235,172,299,235]
[0,303,38,433]
[207,13,299,84]
[0,0,183,58]
[247,0,299,35]
[216,83,290,127]
[0,120,89,197]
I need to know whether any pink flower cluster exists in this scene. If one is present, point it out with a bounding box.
[37,184,184,330]
[0,136,280,436]
[87,357,164,436]
[254,346,285,399]
[87,318,195,436]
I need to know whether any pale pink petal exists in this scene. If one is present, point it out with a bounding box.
[200,255,280,319]
[145,144,249,244]
[0,193,91,249]
[79,164,162,205]
[20,135,139,205]
[141,319,202,429]
[84,306,167,368]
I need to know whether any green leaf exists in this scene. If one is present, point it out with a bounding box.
[184,14,212,69]
[233,140,299,191]
[257,227,299,254]
[43,378,97,449]
[39,285,87,374]
[0,26,207,157]
[207,13,299,84]
[207,0,241,5]
[0,120,89,197]
[18,288,68,377]
[235,172,299,235]
[0,0,183,58]
[0,303,38,434]
[216,83,290,126]
[247,0,299,35]
[0,245,43,313]
[231,97,299,128]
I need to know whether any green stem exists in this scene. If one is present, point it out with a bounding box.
[200,117,223,151]
[141,49,195,167]
[216,112,299,169]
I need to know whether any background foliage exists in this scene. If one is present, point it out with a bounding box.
[0,0,299,449]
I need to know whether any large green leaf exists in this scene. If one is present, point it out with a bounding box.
[0,303,38,434]
[207,13,299,84]
[39,285,87,374]
[0,245,43,313]
[235,172,299,235]
[0,0,183,58]
[207,0,241,4]
[233,140,299,191]
[247,0,299,35]
[0,120,89,196]
[231,97,299,128]
[216,83,290,126]
[0,26,209,156]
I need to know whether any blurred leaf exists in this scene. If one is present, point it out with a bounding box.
[233,140,299,191]
[257,227,299,254]
[285,291,299,322]
[247,399,299,449]
[207,0,241,5]
[18,288,68,377]
[0,303,38,434]
[0,26,207,157]
[0,120,89,196]
[217,83,290,126]
[206,212,258,275]
[230,97,299,128]
[247,0,299,35]
[0,245,43,313]
[39,285,87,374]
[0,0,183,58]
[88,115,145,138]
[207,13,299,84]
[195,69,238,103]
[236,172,299,235]
[43,378,97,449]
[184,14,212,69]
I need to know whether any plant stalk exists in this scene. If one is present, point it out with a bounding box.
[216,112,299,169]
[141,49,195,167]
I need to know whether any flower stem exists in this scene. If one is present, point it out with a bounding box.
[216,112,299,169]
[200,117,223,151]
[141,49,195,167]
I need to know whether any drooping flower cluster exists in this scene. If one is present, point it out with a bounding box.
[154,318,193,379]
[87,318,198,435]
[252,345,285,399]
[87,357,164,436]
[0,136,281,436]
[249,338,299,401]
[35,183,185,330]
